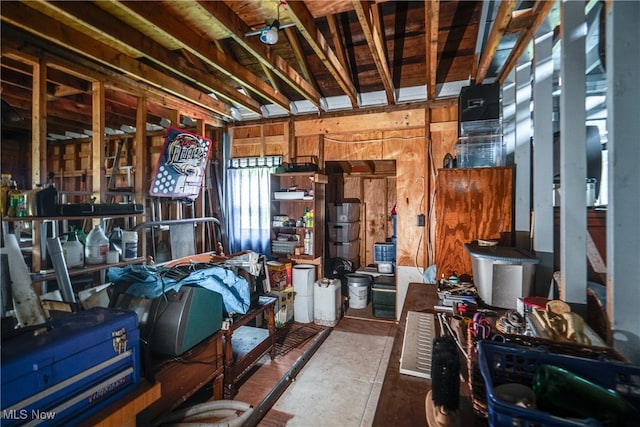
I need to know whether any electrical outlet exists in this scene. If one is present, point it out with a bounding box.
[417,214,425,226]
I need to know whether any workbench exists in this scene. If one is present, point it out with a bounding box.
[373,282,482,426]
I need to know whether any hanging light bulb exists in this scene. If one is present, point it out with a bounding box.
[260,19,279,45]
[259,1,281,45]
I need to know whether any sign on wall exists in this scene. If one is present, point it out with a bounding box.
[149,127,212,199]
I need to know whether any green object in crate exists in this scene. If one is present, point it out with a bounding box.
[533,363,637,425]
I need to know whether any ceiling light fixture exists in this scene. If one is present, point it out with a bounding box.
[260,20,279,45]
[259,1,284,45]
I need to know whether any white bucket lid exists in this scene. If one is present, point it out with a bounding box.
[346,273,371,286]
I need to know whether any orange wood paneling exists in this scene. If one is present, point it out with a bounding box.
[435,167,513,278]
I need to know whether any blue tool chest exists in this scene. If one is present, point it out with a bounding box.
[1,307,140,426]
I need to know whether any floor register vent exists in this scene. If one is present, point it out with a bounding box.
[399,311,436,379]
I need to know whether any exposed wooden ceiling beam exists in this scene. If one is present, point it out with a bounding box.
[425,0,440,100]
[476,0,517,84]
[284,26,319,93]
[325,14,350,75]
[352,1,395,105]
[0,67,33,92]
[284,0,358,108]
[507,7,537,33]
[0,3,234,120]
[260,63,282,94]
[107,0,290,113]
[46,0,260,114]
[14,41,224,126]
[193,1,320,109]
[105,88,172,122]
[1,56,93,102]
[203,40,271,111]
[498,0,555,85]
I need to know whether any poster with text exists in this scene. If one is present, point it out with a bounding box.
[149,127,212,199]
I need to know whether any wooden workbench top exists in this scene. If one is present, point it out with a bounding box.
[373,282,482,427]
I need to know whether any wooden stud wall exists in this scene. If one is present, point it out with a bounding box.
[230,122,290,158]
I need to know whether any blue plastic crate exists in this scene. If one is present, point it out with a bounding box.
[477,340,640,427]
[374,242,395,263]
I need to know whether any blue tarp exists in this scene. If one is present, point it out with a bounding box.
[108,264,250,314]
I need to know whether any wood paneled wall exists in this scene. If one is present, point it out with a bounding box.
[229,102,460,269]
[435,167,514,278]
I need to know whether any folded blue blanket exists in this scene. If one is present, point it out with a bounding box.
[108,264,250,314]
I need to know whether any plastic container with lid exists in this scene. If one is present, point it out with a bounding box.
[313,278,341,327]
[328,201,360,222]
[62,230,84,268]
[85,224,109,264]
[1,173,11,216]
[121,230,138,260]
[455,134,505,168]
[108,227,123,257]
[464,242,540,309]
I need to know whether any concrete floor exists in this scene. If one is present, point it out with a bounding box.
[235,315,396,427]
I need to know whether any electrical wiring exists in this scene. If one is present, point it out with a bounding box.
[414,175,426,277]
[322,134,426,144]
[426,135,439,266]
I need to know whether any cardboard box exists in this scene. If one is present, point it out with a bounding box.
[267,261,292,288]
[269,287,295,328]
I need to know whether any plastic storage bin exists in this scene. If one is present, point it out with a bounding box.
[328,202,360,222]
[374,242,396,263]
[327,221,360,242]
[372,275,396,319]
[464,242,539,309]
[460,118,502,137]
[455,134,505,168]
[329,240,360,260]
[477,340,640,427]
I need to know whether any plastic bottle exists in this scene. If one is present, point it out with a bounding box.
[6,180,20,217]
[62,230,84,268]
[306,209,314,228]
[121,230,139,260]
[391,203,397,238]
[1,173,11,216]
[85,224,109,264]
[109,227,123,257]
[304,230,313,256]
[11,186,27,217]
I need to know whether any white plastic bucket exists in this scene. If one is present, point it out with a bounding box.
[122,231,138,260]
[347,274,371,309]
[292,264,316,297]
[294,294,314,323]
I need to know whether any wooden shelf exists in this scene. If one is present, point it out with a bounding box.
[3,213,144,274]
[32,257,146,283]
[2,214,141,222]
[271,172,326,278]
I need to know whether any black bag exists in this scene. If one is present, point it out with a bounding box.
[278,156,319,173]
